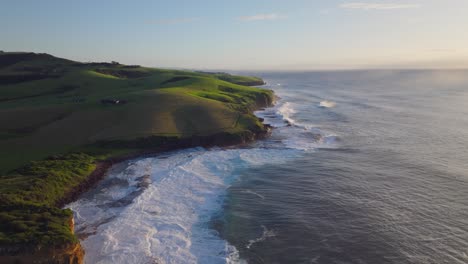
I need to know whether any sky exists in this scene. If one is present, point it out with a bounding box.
[1,0,468,70]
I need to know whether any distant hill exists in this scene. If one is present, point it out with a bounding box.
[0,52,273,263]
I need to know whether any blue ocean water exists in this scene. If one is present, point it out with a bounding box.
[68,70,468,264]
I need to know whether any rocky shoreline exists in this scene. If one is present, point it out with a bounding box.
[57,125,273,209]
[0,90,274,264]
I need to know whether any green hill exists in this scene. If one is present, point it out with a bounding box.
[0,52,273,262]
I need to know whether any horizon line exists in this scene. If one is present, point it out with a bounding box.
[3,50,468,73]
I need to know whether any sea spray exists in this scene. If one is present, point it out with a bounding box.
[68,147,304,263]
[67,85,337,263]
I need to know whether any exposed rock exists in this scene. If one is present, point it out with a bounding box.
[0,243,84,264]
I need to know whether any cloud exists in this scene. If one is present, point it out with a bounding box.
[145,17,201,25]
[340,2,420,10]
[238,13,287,22]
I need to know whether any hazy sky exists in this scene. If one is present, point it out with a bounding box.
[2,0,468,70]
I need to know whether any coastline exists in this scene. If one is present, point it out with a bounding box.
[57,123,273,209]
[0,85,274,264]
[68,128,281,263]
[0,52,276,263]
[57,85,274,208]
[0,135,273,264]
[64,103,273,264]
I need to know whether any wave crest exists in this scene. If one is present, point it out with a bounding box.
[319,100,336,108]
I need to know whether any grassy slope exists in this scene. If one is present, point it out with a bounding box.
[0,53,272,249]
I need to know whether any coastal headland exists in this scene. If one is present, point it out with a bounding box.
[0,52,274,263]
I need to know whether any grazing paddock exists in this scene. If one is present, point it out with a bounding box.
[0,52,273,250]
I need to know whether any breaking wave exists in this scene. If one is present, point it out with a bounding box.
[67,89,338,263]
[319,100,336,108]
[68,147,304,264]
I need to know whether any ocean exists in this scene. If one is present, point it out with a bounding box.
[67,70,468,264]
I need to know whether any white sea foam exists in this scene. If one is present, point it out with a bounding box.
[279,132,338,151]
[67,89,340,263]
[254,101,296,127]
[255,101,340,151]
[68,148,302,264]
[319,100,336,108]
[246,226,276,249]
[277,102,297,125]
[240,189,265,200]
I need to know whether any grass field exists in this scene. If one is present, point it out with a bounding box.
[0,52,272,252]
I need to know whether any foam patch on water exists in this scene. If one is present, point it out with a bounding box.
[319,100,336,108]
[240,189,265,200]
[255,101,300,128]
[246,226,276,249]
[279,131,340,151]
[277,102,297,125]
[67,148,302,264]
[67,89,340,263]
[255,101,340,151]
[255,101,295,128]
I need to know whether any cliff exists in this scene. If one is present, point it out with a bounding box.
[0,214,84,264]
[0,52,274,263]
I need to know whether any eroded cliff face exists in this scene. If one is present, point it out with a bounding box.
[0,216,84,264]
[0,243,84,264]
[0,89,274,264]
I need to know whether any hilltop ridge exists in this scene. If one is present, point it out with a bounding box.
[0,52,273,263]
